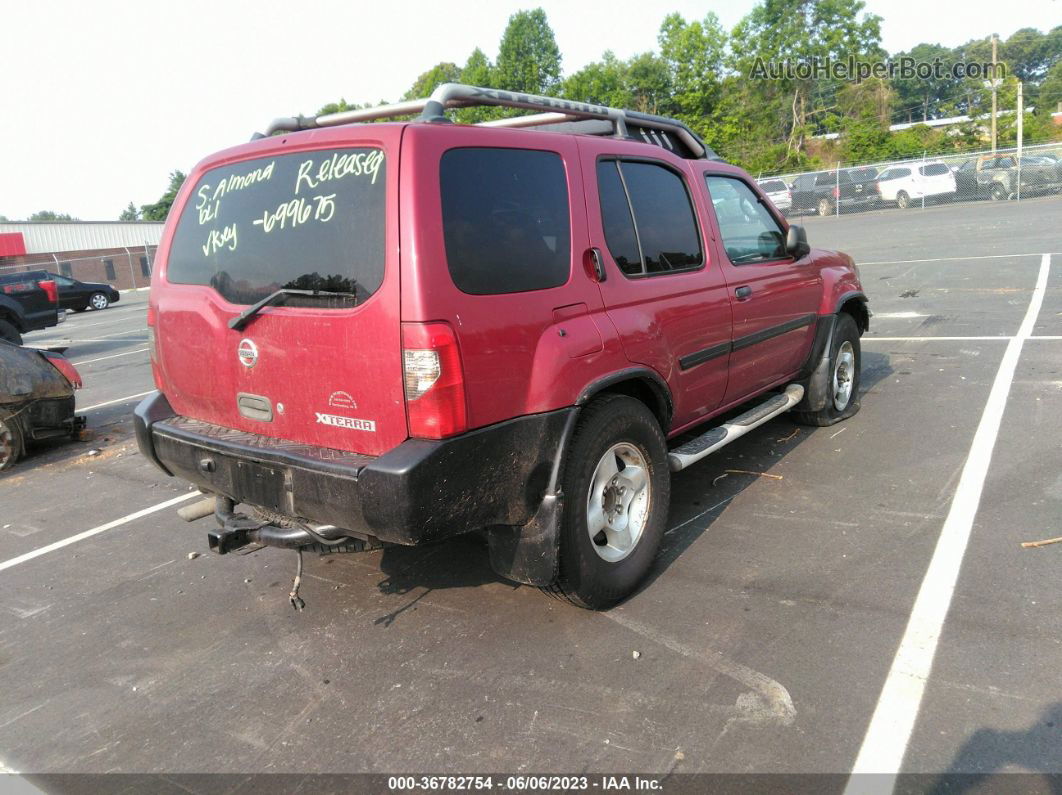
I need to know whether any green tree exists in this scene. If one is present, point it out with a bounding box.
[494,8,562,94]
[119,202,140,221]
[728,0,883,162]
[561,51,631,107]
[403,62,462,100]
[461,48,494,86]
[1038,58,1062,113]
[624,52,672,115]
[140,170,186,222]
[658,12,726,120]
[28,210,77,221]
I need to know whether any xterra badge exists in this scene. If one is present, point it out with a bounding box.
[315,413,376,432]
[237,338,258,368]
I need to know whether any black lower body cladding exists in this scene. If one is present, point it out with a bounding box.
[134,391,572,546]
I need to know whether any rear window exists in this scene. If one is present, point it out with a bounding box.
[758,180,787,192]
[920,163,949,176]
[847,168,877,181]
[816,172,852,186]
[167,148,386,305]
[440,148,570,295]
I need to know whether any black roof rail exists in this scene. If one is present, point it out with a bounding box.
[259,83,723,161]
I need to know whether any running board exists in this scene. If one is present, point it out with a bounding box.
[667,384,805,472]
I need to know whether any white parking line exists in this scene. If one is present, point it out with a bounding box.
[845,253,1051,790]
[0,493,197,574]
[80,390,154,411]
[860,252,1054,266]
[72,348,149,365]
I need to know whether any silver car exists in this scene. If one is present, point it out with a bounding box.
[757,178,792,214]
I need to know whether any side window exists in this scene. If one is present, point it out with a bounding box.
[705,175,787,265]
[894,168,911,178]
[596,159,703,278]
[440,147,571,295]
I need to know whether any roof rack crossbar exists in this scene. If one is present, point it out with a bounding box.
[259,83,719,160]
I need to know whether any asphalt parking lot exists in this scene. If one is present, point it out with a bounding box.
[1,195,1060,784]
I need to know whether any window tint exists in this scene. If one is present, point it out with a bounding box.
[998,157,1015,168]
[169,148,386,305]
[621,162,702,274]
[848,168,877,181]
[706,176,786,265]
[596,161,642,276]
[920,163,949,176]
[893,167,911,178]
[440,148,570,295]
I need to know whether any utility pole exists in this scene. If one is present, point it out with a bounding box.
[1016,80,1023,201]
[990,34,998,153]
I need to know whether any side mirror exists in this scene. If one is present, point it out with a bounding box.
[786,225,810,260]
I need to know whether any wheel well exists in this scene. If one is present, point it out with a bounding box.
[0,309,21,331]
[839,298,869,333]
[589,377,671,431]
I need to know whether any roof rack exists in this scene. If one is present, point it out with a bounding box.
[258,83,723,161]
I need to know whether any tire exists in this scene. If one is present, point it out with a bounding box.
[990,183,1008,202]
[0,410,23,471]
[793,313,862,427]
[896,191,910,209]
[817,197,833,216]
[89,292,110,310]
[0,319,22,346]
[545,394,670,610]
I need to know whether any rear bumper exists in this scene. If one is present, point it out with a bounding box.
[134,391,572,546]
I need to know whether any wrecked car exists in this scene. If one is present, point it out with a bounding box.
[0,342,84,470]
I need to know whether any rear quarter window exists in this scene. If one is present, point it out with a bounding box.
[167,148,386,305]
[440,148,571,295]
[920,163,949,176]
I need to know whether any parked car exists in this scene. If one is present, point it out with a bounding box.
[135,83,869,609]
[876,161,956,208]
[0,271,62,344]
[954,154,1062,201]
[756,178,792,214]
[790,170,876,216]
[0,341,83,469]
[844,167,881,206]
[45,273,121,311]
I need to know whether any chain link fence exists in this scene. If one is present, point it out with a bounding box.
[753,140,1062,219]
[0,245,157,291]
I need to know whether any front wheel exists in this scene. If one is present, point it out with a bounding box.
[89,292,110,310]
[817,197,833,216]
[546,394,670,609]
[793,313,862,427]
[0,410,23,470]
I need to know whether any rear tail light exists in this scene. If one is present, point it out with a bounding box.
[832,187,841,199]
[38,279,58,304]
[402,322,467,439]
[41,352,82,389]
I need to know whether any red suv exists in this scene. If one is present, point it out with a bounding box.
[135,85,868,609]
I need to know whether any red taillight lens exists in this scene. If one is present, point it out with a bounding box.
[38,279,58,304]
[42,352,82,389]
[402,321,467,439]
[832,187,841,199]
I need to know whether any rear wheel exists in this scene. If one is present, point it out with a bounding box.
[0,410,23,470]
[990,183,1008,201]
[0,319,22,346]
[793,313,862,427]
[817,197,833,216]
[89,292,110,310]
[546,394,669,609]
[896,190,910,209]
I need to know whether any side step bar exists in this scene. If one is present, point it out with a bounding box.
[667,384,805,472]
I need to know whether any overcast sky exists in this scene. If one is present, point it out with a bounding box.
[2,0,1058,221]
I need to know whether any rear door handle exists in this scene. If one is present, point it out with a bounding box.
[734,286,752,300]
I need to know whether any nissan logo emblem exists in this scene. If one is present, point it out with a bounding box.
[237,338,258,368]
